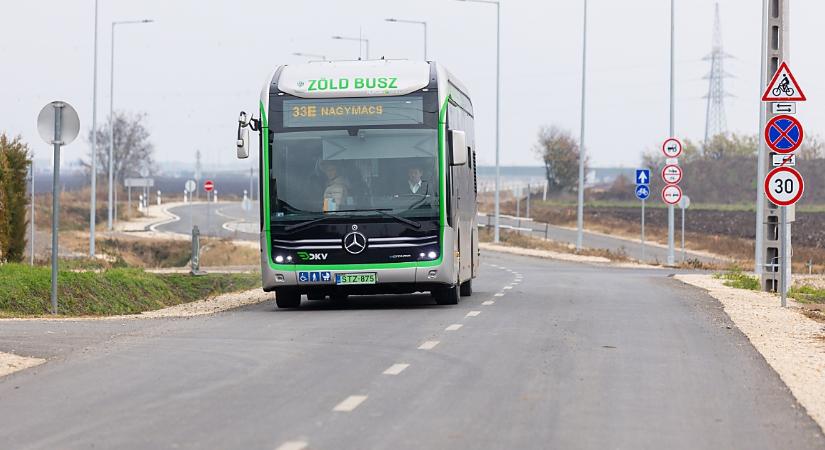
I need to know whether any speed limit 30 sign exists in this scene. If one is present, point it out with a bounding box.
[764,166,804,206]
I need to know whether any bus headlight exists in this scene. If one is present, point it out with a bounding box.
[427,251,437,259]
[275,255,284,263]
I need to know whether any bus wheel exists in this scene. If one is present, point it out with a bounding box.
[459,279,473,297]
[275,289,301,309]
[434,285,459,305]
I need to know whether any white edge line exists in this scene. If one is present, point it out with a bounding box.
[276,441,308,450]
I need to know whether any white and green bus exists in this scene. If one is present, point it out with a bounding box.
[236,60,478,308]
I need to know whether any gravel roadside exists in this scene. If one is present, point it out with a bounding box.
[677,274,825,433]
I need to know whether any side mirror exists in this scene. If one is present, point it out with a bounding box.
[236,111,250,159]
[450,130,468,166]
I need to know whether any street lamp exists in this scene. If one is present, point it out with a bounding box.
[576,0,588,251]
[108,18,153,231]
[385,18,428,60]
[292,52,329,61]
[89,0,99,256]
[455,0,501,243]
[331,35,370,60]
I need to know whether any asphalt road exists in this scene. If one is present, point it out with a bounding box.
[1,251,821,449]
[490,214,723,265]
[159,203,719,267]
[158,201,259,241]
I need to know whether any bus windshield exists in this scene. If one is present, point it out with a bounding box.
[269,92,439,223]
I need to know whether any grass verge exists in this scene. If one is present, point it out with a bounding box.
[0,263,260,317]
[789,285,825,304]
[714,269,760,290]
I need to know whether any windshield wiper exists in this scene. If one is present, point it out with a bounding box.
[337,208,421,229]
[282,212,352,232]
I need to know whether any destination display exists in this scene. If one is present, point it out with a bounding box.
[283,97,424,128]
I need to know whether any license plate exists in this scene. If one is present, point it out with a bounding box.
[335,273,376,285]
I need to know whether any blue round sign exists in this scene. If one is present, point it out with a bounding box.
[765,114,803,154]
[635,184,651,200]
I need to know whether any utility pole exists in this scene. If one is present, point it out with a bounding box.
[89,0,99,256]
[30,161,34,266]
[108,19,153,230]
[666,0,676,266]
[759,0,792,292]
[454,0,501,243]
[755,0,768,276]
[576,0,588,251]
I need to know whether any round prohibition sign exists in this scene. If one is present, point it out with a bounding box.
[661,184,682,205]
[204,180,215,192]
[661,137,683,158]
[764,166,804,206]
[661,164,682,184]
[765,114,803,154]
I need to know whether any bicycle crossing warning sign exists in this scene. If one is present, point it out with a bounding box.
[762,61,806,101]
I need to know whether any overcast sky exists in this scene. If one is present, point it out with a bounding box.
[2,0,823,170]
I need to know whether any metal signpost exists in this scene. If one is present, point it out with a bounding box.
[679,195,690,262]
[184,179,196,204]
[204,180,214,236]
[634,169,650,261]
[764,167,804,306]
[124,178,154,215]
[661,138,682,265]
[37,101,80,315]
[759,50,806,297]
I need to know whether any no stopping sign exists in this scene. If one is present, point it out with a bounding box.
[764,167,804,206]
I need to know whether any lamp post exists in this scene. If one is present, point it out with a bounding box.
[90,0,99,256]
[331,35,370,59]
[455,0,501,243]
[292,52,329,61]
[385,18,428,60]
[108,18,153,231]
[576,0,588,251]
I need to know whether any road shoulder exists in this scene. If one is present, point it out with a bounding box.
[0,352,45,378]
[677,274,825,433]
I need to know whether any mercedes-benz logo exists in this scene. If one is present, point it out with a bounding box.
[343,232,367,255]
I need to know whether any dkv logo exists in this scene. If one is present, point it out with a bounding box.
[297,251,328,261]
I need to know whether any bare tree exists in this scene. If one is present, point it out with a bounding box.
[81,111,156,182]
[533,126,587,195]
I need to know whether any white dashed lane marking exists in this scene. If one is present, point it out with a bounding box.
[276,441,308,450]
[383,363,410,375]
[418,340,440,350]
[466,311,481,317]
[494,293,504,297]
[333,395,368,412]
[504,286,513,290]
[445,324,463,331]
[482,300,495,306]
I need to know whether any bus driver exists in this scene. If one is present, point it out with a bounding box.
[320,160,349,211]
